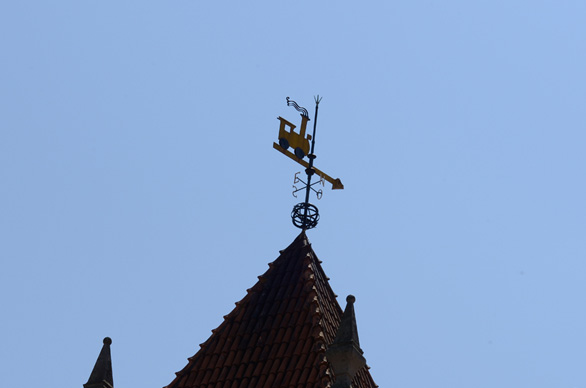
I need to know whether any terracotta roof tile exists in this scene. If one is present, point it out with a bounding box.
[306,363,318,382]
[276,342,288,359]
[257,373,267,388]
[224,350,235,367]
[217,366,229,382]
[200,369,212,386]
[260,358,273,377]
[208,368,220,383]
[264,372,276,388]
[298,364,311,383]
[290,368,302,386]
[233,349,244,366]
[166,232,377,388]
[274,370,286,386]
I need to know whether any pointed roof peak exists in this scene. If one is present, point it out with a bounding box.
[333,295,362,351]
[84,337,114,388]
[165,234,376,388]
[291,230,310,246]
[277,231,311,256]
[326,295,367,388]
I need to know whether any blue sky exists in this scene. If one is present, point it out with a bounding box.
[1,1,585,387]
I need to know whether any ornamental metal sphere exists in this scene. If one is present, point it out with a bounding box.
[291,202,319,230]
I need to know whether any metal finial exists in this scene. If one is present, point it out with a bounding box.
[291,203,319,229]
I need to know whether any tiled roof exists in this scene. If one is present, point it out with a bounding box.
[166,232,377,388]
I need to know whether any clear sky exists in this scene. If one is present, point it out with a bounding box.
[1,1,585,388]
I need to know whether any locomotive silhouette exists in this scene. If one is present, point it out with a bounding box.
[276,112,311,160]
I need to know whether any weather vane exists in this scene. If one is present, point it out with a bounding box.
[273,96,344,230]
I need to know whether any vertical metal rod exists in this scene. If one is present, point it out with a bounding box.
[302,97,320,229]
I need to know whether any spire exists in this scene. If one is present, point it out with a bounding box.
[84,337,114,388]
[326,295,367,388]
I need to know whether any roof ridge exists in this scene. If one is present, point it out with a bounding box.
[301,250,333,388]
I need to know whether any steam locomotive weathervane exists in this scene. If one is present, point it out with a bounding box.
[273,96,344,230]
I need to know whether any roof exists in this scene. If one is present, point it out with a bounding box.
[166,232,377,388]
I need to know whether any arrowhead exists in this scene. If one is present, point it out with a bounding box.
[332,179,344,190]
